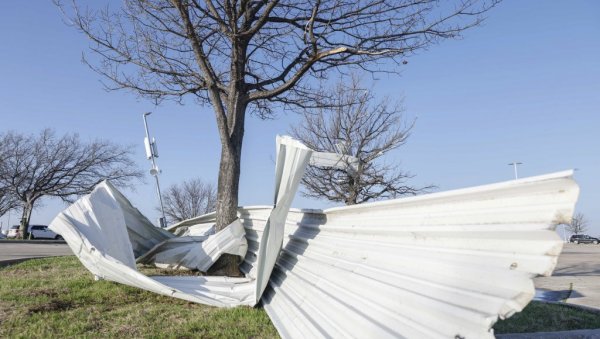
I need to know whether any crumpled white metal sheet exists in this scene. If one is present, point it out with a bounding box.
[261,170,579,339]
[103,181,175,258]
[136,219,248,271]
[49,135,348,307]
[50,180,256,307]
[254,136,312,300]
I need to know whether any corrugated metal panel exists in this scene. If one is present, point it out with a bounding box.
[259,170,578,339]
[50,133,578,338]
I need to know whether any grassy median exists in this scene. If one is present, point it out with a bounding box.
[0,256,277,338]
[2,256,600,337]
[494,301,600,334]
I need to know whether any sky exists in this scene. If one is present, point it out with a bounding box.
[1,1,598,237]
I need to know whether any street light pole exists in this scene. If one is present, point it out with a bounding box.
[508,162,523,179]
[143,112,167,228]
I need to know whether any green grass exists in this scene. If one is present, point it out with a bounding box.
[0,256,278,338]
[2,257,600,337]
[494,301,600,334]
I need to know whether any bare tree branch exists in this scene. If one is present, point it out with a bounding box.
[160,178,217,224]
[0,129,143,238]
[290,75,434,205]
[567,212,588,235]
[55,0,497,273]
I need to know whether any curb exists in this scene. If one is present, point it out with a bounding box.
[0,240,66,244]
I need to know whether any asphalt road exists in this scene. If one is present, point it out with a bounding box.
[0,241,73,266]
[535,243,600,310]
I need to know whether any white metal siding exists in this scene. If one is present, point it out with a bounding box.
[257,171,578,338]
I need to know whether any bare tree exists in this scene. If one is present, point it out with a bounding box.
[0,129,142,238]
[57,0,498,272]
[567,212,588,235]
[160,178,217,224]
[290,77,432,204]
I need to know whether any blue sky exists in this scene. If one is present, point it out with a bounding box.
[1,1,598,236]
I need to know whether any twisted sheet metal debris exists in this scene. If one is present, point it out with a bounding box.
[50,136,354,307]
[136,219,247,271]
[50,135,579,338]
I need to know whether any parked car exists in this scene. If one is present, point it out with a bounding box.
[569,234,600,244]
[6,225,20,238]
[6,224,62,240]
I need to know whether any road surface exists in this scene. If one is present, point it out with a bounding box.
[535,243,600,310]
[0,241,72,266]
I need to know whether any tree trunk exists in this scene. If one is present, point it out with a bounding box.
[347,175,358,205]
[211,91,246,275]
[211,140,244,276]
[215,141,242,230]
[18,202,33,239]
[346,162,363,205]
[210,38,248,276]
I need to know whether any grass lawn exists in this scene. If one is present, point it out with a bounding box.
[2,256,599,337]
[494,301,600,334]
[0,256,278,338]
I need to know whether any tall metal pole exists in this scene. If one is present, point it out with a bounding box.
[508,162,523,179]
[143,112,167,228]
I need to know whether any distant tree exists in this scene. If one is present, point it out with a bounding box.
[57,0,498,274]
[567,212,588,235]
[0,129,142,238]
[160,178,217,225]
[290,77,434,205]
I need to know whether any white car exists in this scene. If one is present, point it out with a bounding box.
[6,225,19,238]
[7,224,62,240]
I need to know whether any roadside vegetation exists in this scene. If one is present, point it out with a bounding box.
[2,256,600,337]
[0,257,277,338]
[494,301,600,334]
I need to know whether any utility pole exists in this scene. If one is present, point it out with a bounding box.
[508,162,523,179]
[143,112,167,228]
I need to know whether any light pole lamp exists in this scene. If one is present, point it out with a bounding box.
[143,112,167,228]
[508,161,523,180]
